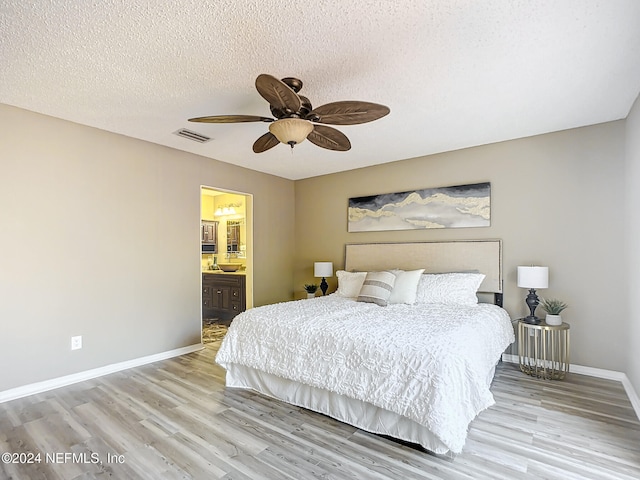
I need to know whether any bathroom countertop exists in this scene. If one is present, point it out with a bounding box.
[202,270,245,275]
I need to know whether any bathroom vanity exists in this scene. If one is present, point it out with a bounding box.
[202,272,246,322]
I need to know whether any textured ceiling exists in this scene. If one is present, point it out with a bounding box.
[2,1,640,180]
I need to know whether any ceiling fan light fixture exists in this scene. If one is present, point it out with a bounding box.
[268,118,314,147]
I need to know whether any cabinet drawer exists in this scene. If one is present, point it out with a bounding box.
[211,276,243,287]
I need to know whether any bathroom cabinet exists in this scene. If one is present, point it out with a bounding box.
[202,273,246,321]
[201,220,218,253]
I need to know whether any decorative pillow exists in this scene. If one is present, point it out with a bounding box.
[389,268,425,304]
[336,270,367,298]
[357,271,397,306]
[415,273,485,306]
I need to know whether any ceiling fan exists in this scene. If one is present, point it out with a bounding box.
[188,74,390,153]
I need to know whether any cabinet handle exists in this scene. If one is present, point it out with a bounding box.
[217,290,222,294]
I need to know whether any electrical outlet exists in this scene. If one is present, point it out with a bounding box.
[71,335,82,350]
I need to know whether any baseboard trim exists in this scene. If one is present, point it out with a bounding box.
[501,353,640,421]
[621,376,640,422]
[0,343,203,404]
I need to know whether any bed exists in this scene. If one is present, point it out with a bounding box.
[215,240,515,454]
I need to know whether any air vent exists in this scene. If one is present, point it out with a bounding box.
[173,128,212,143]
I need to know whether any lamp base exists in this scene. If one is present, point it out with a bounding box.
[320,277,328,296]
[524,288,541,324]
[523,315,541,325]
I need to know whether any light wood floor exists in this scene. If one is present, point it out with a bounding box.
[1,340,639,480]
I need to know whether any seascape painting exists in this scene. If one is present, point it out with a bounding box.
[348,182,490,232]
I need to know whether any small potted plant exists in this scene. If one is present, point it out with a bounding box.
[540,298,568,326]
[304,284,319,299]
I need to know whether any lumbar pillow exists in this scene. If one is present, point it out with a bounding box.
[389,268,425,304]
[415,273,485,305]
[357,271,397,306]
[336,270,367,298]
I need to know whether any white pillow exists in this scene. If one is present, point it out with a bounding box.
[415,273,485,306]
[389,269,425,304]
[357,271,397,306]
[336,270,367,298]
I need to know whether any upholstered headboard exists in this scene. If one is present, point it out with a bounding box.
[344,240,503,294]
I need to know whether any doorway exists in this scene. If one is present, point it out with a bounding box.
[200,187,253,341]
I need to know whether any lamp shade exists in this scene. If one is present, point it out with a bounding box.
[314,262,333,277]
[269,118,314,145]
[517,266,549,289]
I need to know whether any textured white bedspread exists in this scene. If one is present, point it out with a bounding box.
[215,294,514,453]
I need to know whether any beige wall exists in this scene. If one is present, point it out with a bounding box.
[2,100,635,394]
[626,93,640,395]
[0,104,295,392]
[294,121,627,371]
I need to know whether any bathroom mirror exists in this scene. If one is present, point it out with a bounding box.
[226,220,241,253]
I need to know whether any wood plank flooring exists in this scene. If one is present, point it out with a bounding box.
[1,340,639,479]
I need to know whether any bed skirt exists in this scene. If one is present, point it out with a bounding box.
[225,364,478,455]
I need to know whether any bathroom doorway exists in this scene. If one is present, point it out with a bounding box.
[200,186,253,341]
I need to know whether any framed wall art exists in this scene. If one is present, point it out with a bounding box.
[348,182,490,232]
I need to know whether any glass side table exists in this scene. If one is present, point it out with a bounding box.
[517,319,570,380]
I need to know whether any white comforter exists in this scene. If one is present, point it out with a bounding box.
[215,294,514,453]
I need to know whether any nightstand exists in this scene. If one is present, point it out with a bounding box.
[517,319,570,380]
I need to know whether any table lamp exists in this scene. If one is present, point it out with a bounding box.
[517,266,549,324]
[314,262,333,296]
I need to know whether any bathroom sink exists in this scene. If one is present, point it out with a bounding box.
[218,263,242,272]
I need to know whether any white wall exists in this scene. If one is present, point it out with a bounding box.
[626,93,640,395]
[295,121,627,371]
[0,104,295,392]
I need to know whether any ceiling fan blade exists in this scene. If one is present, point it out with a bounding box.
[310,101,390,125]
[253,132,280,153]
[255,74,301,114]
[307,125,351,151]
[188,115,273,123]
